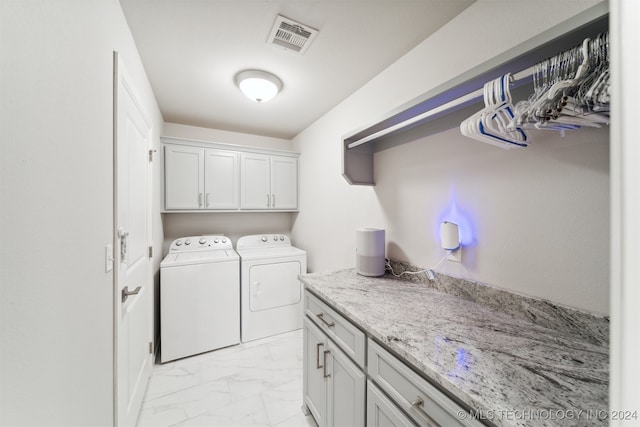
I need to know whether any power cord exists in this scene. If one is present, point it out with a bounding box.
[385,251,452,281]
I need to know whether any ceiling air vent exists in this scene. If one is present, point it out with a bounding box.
[267,15,318,55]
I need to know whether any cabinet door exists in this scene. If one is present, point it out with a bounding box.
[164,145,204,209]
[304,318,328,427]
[271,156,298,210]
[367,381,417,427]
[327,339,366,427]
[240,153,271,209]
[204,149,239,209]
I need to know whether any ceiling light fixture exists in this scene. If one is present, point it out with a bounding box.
[235,70,283,103]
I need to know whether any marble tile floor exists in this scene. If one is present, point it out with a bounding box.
[136,330,317,427]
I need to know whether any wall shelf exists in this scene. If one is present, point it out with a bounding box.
[342,3,609,186]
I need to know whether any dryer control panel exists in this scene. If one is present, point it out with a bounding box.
[168,235,232,252]
[237,234,291,250]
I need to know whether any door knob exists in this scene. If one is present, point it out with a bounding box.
[121,285,141,303]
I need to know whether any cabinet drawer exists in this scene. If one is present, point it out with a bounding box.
[368,339,483,427]
[305,291,366,368]
[367,380,417,427]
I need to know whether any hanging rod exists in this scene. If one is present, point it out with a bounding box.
[346,65,536,150]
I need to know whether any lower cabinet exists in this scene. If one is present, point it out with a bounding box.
[303,290,486,427]
[368,339,483,427]
[303,316,365,427]
[367,380,417,427]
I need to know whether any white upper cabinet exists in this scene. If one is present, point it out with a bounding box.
[164,145,239,210]
[240,153,271,209]
[164,144,205,210]
[270,156,298,210]
[204,149,240,210]
[241,152,298,210]
[163,137,298,212]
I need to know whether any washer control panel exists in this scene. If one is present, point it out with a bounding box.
[237,234,291,249]
[169,235,232,252]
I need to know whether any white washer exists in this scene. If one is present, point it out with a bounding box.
[236,234,307,342]
[160,235,239,363]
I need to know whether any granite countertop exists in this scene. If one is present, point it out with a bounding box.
[300,268,609,427]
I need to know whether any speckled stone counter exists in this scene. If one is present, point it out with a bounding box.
[300,268,609,427]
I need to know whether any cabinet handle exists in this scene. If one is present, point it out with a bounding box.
[272,193,275,207]
[410,396,440,427]
[198,192,203,207]
[323,350,331,378]
[317,312,335,328]
[267,194,270,208]
[316,343,324,369]
[205,193,210,208]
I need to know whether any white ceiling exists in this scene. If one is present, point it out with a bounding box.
[119,0,474,140]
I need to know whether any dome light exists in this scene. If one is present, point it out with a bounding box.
[235,70,283,103]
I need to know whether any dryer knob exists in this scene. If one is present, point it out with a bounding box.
[221,238,228,243]
[214,238,220,244]
[184,239,191,245]
[261,236,267,242]
[199,238,207,244]
[273,236,278,241]
[175,240,183,246]
[279,235,285,241]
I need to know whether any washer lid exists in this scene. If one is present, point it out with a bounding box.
[161,249,239,267]
[237,245,306,261]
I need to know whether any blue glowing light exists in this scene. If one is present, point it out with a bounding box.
[437,195,475,246]
[456,348,470,371]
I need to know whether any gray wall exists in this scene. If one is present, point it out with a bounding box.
[291,0,609,315]
[0,0,164,424]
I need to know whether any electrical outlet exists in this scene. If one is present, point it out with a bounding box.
[447,248,462,263]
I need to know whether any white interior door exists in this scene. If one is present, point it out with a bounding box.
[114,52,153,427]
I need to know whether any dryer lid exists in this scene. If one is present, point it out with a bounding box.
[236,245,306,260]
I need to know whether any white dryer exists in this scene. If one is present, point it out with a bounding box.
[160,235,239,363]
[236,234,307,342]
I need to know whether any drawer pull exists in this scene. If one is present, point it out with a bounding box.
[317,312,335,328]
[410,396,440,427]
[316,343,324,369]
[323,350,331,378]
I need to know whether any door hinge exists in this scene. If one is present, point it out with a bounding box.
[148,246,153,258]
[149,341,153,354]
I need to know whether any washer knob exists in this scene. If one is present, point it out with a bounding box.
[184,239,191,245]
[221,238,228,243]
[175,240,183,246]
[279,235,285,241]
[261,236,267,242]
[199,238,207,244]
[273,236,278,241]
[214,238,220,244]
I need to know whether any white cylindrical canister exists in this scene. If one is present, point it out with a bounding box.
[356,228,385,277]
[440,221,460,250]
